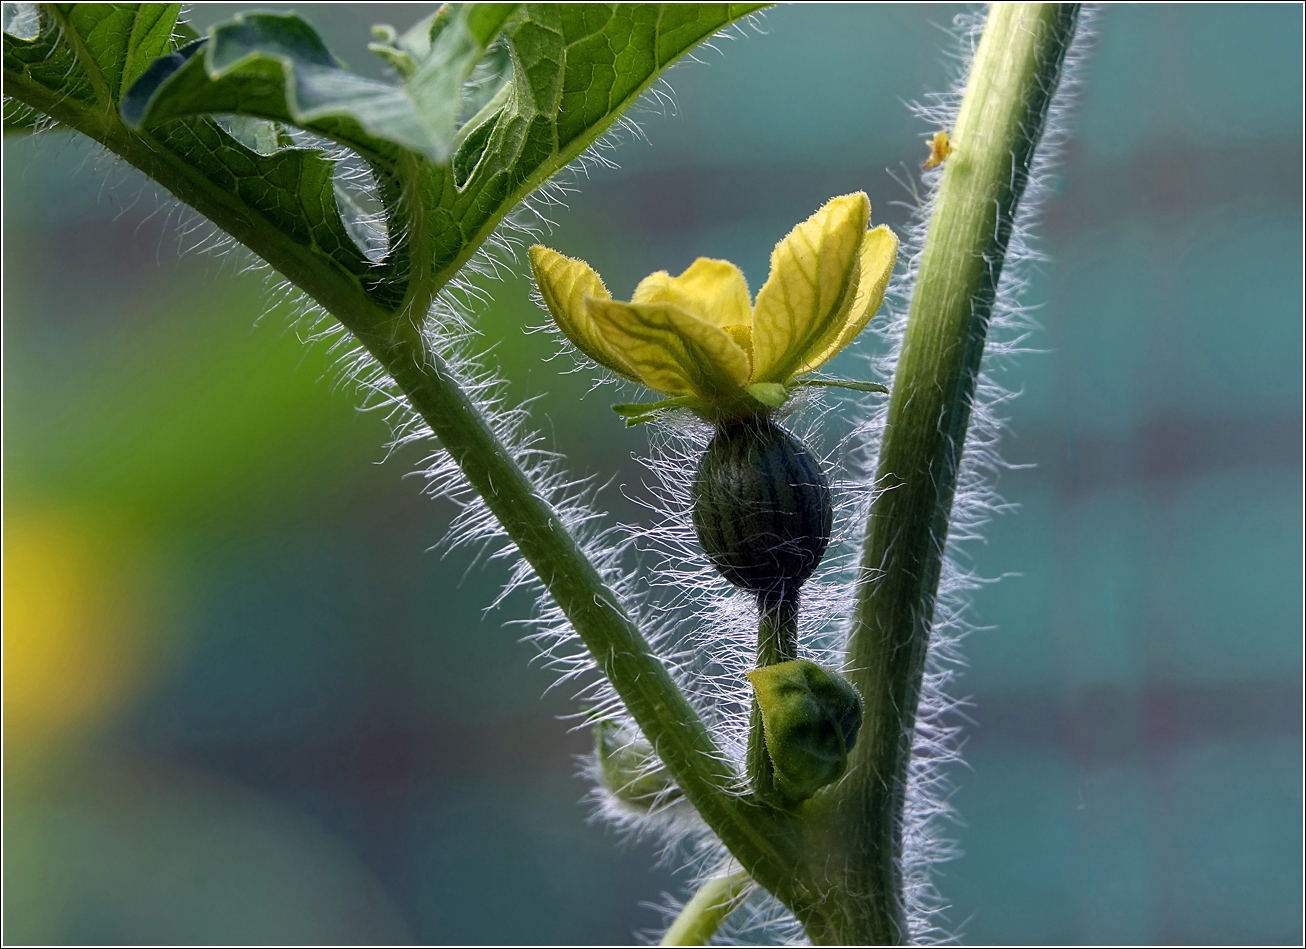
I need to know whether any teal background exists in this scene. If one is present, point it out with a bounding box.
[4,4,1302,945]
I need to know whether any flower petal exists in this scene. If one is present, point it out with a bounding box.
[750,193,870,384]
[631,257,753,368]
[529,246,640,381]
[793,224,898,375]
[585,298,751,402]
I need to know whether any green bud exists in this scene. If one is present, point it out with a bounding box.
[746,659,863,802]
[594,721,683,811]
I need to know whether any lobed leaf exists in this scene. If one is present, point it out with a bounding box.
[427,4,768,286]
[4,4,402,306]
[5,2,766,326]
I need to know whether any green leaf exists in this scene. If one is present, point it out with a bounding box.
[4,5,403,307]
[430,3,769,284]
[4,4,181,111]
[119,6,518,163]
[405,4,519,151]
[5,2,766,329]
[120,12,427,162]
[453,3,772,325]
[73,3,182,97]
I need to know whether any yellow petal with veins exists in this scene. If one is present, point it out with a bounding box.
[585,298,751,402]
[529,246,640,382]
[793,224,898,376]
[631,258,753,332]
[750,193,870,384]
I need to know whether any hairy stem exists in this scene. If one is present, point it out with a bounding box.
[6,45,804,905]
[748,592,798,799]
[822,4,1081,944]
[659,870,752,947]
[361,326,800,887]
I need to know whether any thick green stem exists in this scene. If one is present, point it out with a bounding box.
[364,328,799,886]
[659,870,752,947]
[747,592,799,799]
[816,5,1080,945]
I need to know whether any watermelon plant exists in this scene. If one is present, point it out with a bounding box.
[3,3,1086,943]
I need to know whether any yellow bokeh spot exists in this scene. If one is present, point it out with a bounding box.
[3,511,163,761]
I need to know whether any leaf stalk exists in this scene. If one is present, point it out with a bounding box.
[660,870,752,947]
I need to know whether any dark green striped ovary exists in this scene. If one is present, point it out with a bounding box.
[690,418,833,601]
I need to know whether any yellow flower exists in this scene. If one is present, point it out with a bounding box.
[529,192,898,424]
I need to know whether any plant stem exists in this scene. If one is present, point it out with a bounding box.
[6,39,804,902]
[820,4,1080,944]
[757,593,800,668]
[747,592,799,798]
[660,870,752,947]
[362,327,800,886]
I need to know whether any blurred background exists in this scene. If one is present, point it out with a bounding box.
[4,4,1301,945]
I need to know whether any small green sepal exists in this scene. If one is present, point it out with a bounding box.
[793,378,890,395]
[744,382,789,407]
[611,396,696,426]
[746,659,863,802]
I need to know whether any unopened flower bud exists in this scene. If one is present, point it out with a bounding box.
[594,721,682,811]
[746,659,863,802]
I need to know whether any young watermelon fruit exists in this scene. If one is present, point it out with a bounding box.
[691,417,833,602]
